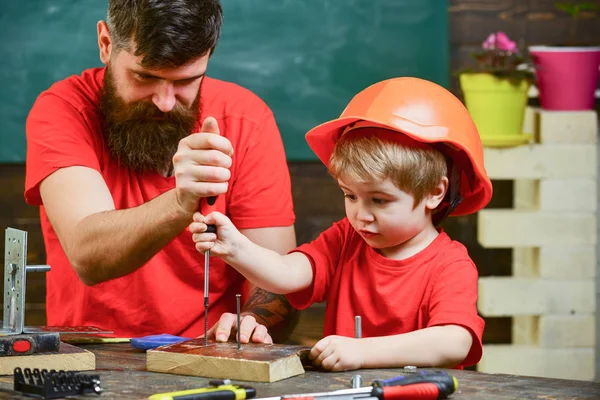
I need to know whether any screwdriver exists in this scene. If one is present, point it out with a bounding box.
[201,195,218,346]
[255,372,457,400]
[149,380,255,400]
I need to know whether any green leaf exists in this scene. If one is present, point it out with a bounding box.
[556,2,578,17]
[556,1,600,17]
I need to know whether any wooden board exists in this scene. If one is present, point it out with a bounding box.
[0,341,95,375]
[477,210,596,247]
[535,109,598,144]
[478,278,595,316]
[478,345,595,381]
[483,144,596,179]
[147,339,310,382]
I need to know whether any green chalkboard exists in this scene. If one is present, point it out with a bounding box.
[0,0,448,162]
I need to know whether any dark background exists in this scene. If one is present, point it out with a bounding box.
[1,0,599,359]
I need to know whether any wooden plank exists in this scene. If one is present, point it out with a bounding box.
[511,178,539,343]
[483,145,596,179]
[478,210,596,247]
[512,246,596,279]
[0,342,95,375]
[478,345,594,380]
[512,179,539,278]
[512,316,539,345]
[539,246,596,279]
[450,2,600,47]
[147,340,309,383]
[513,180,538,210]
[478,278,595,316]
[539,315,595,348]
[539,179,597,211]
[512,248,539,278]
[536,109,598,144]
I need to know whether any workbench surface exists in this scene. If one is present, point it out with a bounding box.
[0,343,598,399]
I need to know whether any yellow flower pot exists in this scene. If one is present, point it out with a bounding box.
[459,73,532,147]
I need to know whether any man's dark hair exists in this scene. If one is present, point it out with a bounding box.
[107,0,223,69]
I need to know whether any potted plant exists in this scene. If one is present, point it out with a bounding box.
[459,32,535,147]
[529,2,600,110]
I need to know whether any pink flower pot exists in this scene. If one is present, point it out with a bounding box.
[529,46,600,110]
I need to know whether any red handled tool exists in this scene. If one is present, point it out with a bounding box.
[0,333,60,356]
[256,372,457,400]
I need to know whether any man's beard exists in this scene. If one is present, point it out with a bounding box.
[99,67,201,174]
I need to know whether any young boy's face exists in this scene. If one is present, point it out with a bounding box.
[338,176,437,259]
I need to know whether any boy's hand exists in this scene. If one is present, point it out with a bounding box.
[309,335,365,371]
[200,312,273,344]
[189,211,241,258]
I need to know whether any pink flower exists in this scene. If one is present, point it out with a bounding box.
[482,31,519,53]
[482,33,496,50]
[496,32,518,53]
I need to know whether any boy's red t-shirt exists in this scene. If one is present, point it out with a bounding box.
[287,218,484,368]
[24,68,295,337]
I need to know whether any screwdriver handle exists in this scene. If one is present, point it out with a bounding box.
[201,196,218,233]
[372,381,456,400]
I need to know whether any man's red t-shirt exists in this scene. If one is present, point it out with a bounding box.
[287,218,484,368]
[24,68,295,338]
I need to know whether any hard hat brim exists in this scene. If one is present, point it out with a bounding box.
[305,116,493,216]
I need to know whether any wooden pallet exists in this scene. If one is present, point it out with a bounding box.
[476,108,597,381]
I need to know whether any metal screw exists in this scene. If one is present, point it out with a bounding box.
[236,294,241,350]
[351,374,363,388]
[354,316,362,339]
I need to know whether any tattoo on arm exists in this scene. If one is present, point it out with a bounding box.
[242,287,300,343]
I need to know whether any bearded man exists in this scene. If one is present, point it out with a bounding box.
[24,0,298,343]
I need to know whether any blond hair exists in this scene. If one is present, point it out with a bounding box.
[328,131,448,205]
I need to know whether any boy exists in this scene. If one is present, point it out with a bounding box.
[190,77,493,371]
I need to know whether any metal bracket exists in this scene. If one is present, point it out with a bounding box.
[1,228,112,336]
[1,228,48,335]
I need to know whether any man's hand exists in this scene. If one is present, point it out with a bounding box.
[173,116,234,214]
[201,312,273,344]
[309,335,365,371]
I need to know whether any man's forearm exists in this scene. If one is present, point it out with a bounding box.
[242,287,300,343]
[67,189,193,285]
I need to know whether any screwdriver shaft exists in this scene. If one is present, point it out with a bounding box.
[204,249,210,346]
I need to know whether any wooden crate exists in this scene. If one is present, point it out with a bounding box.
[476,108,598,381]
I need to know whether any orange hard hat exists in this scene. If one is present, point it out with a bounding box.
[305,77,492,217]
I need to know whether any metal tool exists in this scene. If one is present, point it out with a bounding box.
[1,228,112,336]
[255,372,457,400]
[148,379,256,400]
[236,294,241,350]
[351,375,363,389]
[14,367,103,398]
[354,316,362,339]
[350,315,362,388]
[203,248,210,346]
[0,332,59,356]
[201,196,218,346]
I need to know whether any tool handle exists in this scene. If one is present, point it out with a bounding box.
[149,387,253,400]
[374,373,455,389]
[201,196,218,233]
[372,382,454,400]
[378,383,440,400]
[0,333,60,356]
